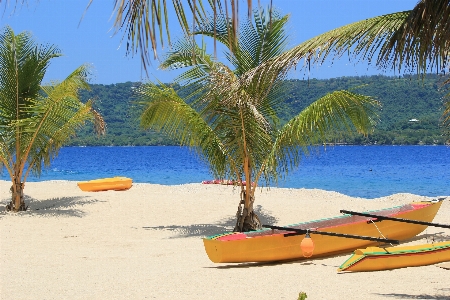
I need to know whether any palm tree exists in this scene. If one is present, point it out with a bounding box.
[138,9,380,231]
[0,26,105,212]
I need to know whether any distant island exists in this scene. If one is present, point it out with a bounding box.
[69,74,449,146]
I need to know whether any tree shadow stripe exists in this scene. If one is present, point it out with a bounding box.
[142,205,278,238]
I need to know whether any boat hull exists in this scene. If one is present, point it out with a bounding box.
[203,200,443,263]
[77,177,132,192]
[338,241,450,272]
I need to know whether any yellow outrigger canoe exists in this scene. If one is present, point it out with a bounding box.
[338,240,450,272]
[77,177,132,192]
[203,199,444,263]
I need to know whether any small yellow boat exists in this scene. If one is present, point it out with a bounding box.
[77,177,132,192]
[203,199,444,263]
[338,241,450,272]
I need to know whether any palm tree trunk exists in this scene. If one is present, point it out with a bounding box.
[7,174,26,212]
[233,188,261,232]
[233,154,262,232]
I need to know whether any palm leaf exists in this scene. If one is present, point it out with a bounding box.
[264,90,380,184]
[138,81,233,178]
[19,65,104,179]
[379,0,450,74]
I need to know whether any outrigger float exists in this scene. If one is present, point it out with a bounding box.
[337,240,450,272]
[203,198,446,263]
[335,206,450,272]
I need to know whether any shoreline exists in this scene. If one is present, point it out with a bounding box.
[1,180,449,299]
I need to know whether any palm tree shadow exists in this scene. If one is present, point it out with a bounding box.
[142,205,278,238]
[0,194,102,218]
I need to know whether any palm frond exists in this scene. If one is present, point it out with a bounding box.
[197,64,274,181]
[138,81,233,178]
[0,27,61,123]
[265,90,380,183]
[159,38,216,86]
[242,11,410,91]
[19,64,103,178]
[378,0,450,74]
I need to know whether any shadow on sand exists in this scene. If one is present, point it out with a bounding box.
[374,291,450,299]
[0,194,102,217]
[142,205,277,238]
[404,231,450,244]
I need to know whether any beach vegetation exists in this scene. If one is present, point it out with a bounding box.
[137,8,379,231]
[0,26,105,212]
[297,292,307,300]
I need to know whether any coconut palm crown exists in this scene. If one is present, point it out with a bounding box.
[0,26,105,212]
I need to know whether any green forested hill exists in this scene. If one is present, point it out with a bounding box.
[67,74,449,146]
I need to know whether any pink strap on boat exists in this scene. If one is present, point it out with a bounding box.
[410,203,429,209]
[216,233,247,241]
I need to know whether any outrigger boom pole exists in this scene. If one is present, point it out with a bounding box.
[262,225,400,244]
[340,210,450,229]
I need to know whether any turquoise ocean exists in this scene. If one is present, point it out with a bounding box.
[2,145,449,199]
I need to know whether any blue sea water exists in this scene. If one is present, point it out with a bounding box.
[1,145,449,199]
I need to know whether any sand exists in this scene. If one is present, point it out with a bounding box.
[1,180,449,299]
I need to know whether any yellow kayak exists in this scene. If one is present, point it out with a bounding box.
[203,199,444,263]
[338,240,450,272]
[77,177,132,192]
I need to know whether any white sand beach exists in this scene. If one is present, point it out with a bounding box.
[1,180,449,299]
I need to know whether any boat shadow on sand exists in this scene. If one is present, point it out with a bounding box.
[142,205,277,238]
[0,194,102,218]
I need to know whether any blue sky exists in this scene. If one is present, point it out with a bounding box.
[0,0,419,85]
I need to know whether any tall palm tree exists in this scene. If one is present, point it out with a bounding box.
[0,26,105,212]
[138,9,380,231]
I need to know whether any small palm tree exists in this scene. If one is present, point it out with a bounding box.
[138,9,379,231]
[0,26,105,212]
